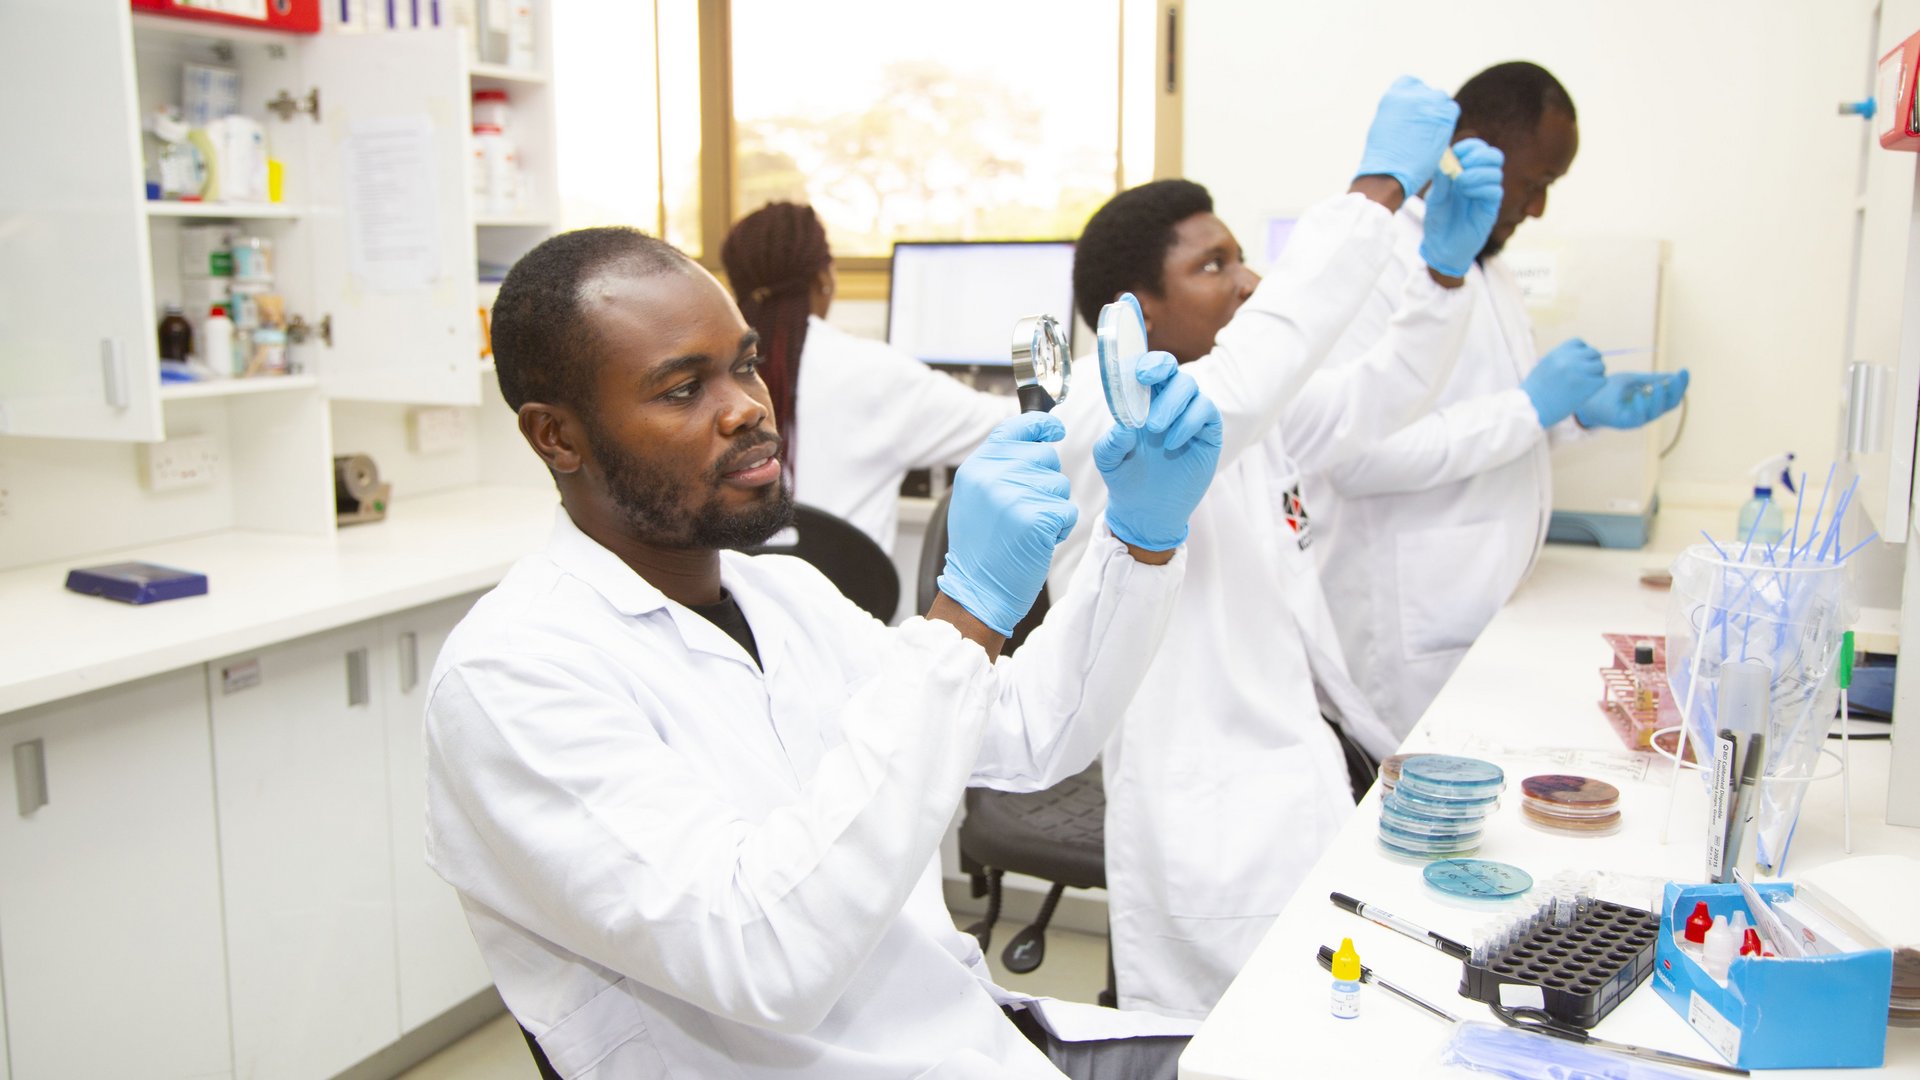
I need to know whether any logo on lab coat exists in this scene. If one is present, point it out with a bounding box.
[1283,484,1312,550]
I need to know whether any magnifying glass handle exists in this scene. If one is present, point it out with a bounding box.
[1017,384,1058,414]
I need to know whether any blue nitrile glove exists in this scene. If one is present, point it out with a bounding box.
[1353,75,1461,198]
[1520,338,1608,428]
[1095,351,1225,551]
[936,413,1081,636]
[1573,370,1691,429]
[1419,138,1505,278]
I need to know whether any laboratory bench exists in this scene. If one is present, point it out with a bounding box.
[0,484,559,716]
[1178,540,1920,1078]
[0,484,560,1080]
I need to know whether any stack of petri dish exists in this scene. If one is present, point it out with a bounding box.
[1518,774,1622,836]
[1378,754,1504,860]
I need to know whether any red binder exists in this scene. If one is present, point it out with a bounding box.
[130,0,323,35]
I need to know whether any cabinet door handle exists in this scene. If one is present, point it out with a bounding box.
[346,647,371,707]
[100,338,129,409]
[14,738,47,816]
[398,631,419,693]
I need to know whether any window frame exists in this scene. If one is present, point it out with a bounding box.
[688,0,1183,301]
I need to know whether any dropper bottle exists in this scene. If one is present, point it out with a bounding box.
[1331,938,1361,1019]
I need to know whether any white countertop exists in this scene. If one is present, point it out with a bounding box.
[0,485,559,715]
[1179,542,1920,1078]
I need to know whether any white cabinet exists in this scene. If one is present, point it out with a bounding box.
[210,623,399,1080]
[0,667,231,1080]
[0,11,493,446]
[302,30,482,406]
[0,1,163,441]
[382,593,494,1030]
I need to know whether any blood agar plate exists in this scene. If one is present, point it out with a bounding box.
[1423,859,1534,900]
[1096,293,1153,429]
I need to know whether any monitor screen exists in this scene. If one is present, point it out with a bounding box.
[885,241,1075,367]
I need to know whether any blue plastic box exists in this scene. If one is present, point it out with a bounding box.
[64,562,208,604]
[1651,882,1891,1069]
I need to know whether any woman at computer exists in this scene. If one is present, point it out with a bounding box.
[721,202,1012,555]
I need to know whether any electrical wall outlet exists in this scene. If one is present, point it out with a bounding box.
[140,433,220,492]
[408,406,471,456]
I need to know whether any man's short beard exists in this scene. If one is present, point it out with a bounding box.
[585,420,794,549]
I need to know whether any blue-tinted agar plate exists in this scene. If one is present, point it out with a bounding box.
[1423,858,1534,900]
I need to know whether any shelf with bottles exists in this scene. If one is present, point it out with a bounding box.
[470,63,547,85]
[145,201,309,221]
[160,374,320,401]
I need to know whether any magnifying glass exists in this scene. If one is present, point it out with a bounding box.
[1010,313,1071,414]
[1096,293,1152,430]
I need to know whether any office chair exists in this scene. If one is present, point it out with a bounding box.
[736,502,901,622]
[918,488,1117,1007]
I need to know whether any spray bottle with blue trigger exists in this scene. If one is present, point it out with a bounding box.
[1738,453,1795,545]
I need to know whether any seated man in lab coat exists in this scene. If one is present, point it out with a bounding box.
[1308,61,1690,742]
[1048,76,1508,1018]
[422,226,1225,1079]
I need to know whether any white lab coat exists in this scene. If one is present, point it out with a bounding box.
[1048,192,1475,1018]
[424,508,1194,1079]
[1309,197,1581,741]
[793,316,1014,551]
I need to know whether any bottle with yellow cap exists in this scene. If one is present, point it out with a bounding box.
[1331,937,1361,1018]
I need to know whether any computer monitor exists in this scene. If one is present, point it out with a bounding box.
[885,240,1076,368]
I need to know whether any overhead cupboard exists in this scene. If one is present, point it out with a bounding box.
[0,1,558,550]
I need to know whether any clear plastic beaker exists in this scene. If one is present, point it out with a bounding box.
[1665,543,1854,874]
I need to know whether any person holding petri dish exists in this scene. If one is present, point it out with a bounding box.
[425,225,1229,1079]
[720,202,1014,555]
[1308,62,1689,743]
[1049,75,1508,1019]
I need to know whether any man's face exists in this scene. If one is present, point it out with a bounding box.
[1478,108,1579,258]
[576,268,793,549]
[1136,211,1261,364]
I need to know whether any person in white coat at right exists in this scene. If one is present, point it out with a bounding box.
[1047,77,1508,1019]
[722,202,1012,554]
[1309,62,1690,741]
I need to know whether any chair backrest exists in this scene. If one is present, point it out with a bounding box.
[738,503,901,621]
[916,487,1049,654]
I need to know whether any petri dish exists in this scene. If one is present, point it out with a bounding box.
[1397,755,1506,801]
[1520,774,1620,809]
[1379,834,1483,862]
[1379,818,1484,849]
[1385,787,1499,819]
[1521,801,1624,837]
[1096,292,1153,429]
[1380,800,1488,836]
[1423,859,1534,900]
[1378,752,1413,791]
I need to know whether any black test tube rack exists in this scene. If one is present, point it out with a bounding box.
[1458,901,1662,1029]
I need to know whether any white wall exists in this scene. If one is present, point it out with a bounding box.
[1184,1,1874,501]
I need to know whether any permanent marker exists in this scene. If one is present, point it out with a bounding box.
[1329,892,1471,961]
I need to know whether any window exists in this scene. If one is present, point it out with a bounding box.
[653,0,1178,287]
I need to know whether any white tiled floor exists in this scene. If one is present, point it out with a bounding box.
[398,926,1112,1078]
